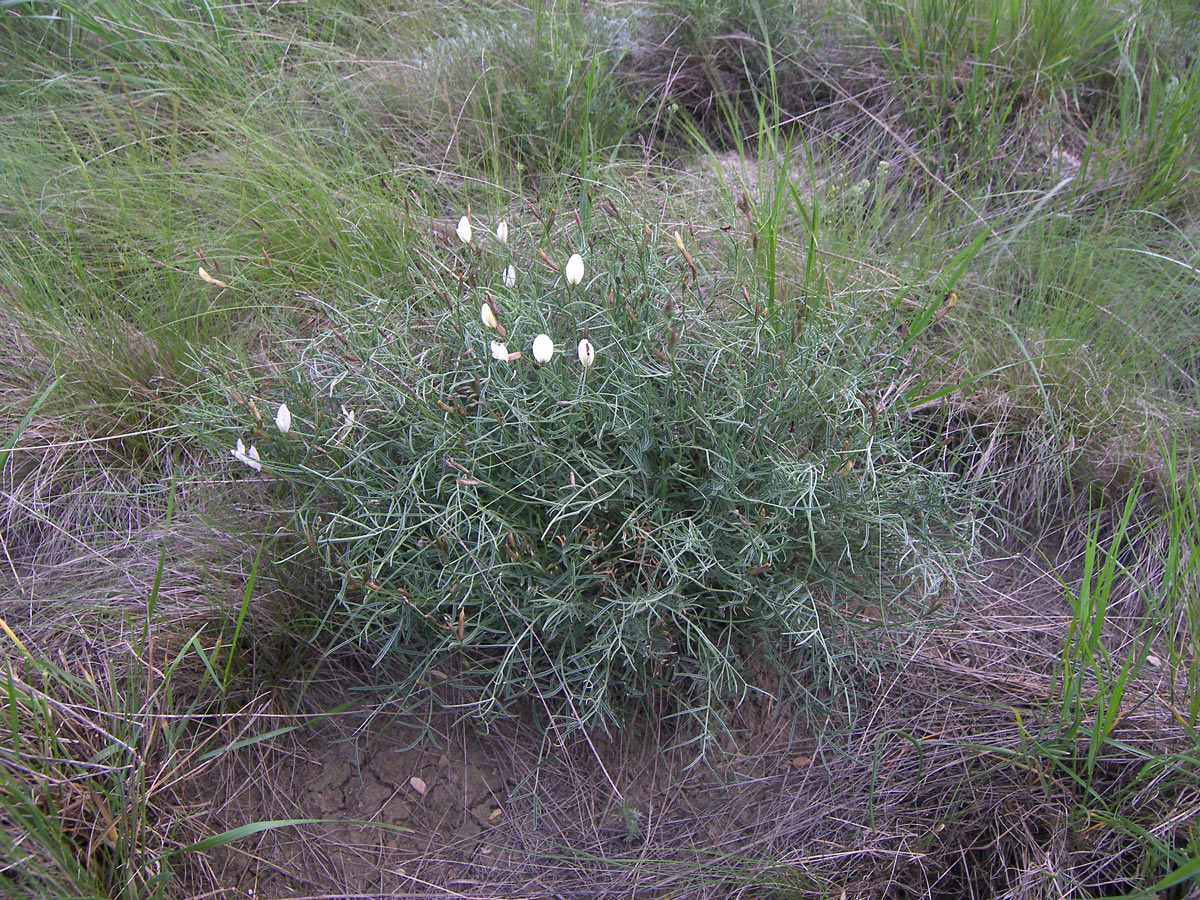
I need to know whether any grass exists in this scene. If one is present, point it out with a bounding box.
[1,0,1199,896]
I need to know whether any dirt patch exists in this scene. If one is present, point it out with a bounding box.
[191,678,818,897]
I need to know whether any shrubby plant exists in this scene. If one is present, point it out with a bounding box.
[188,212,967,745]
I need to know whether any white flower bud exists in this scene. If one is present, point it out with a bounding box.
[456,215,472,244]
[275,403,292,434]
[481,303,498,330]
[197,266,227,288]
[496,221,509,244]
[490,340,510,361]
[503,264,516,288]
[564,253,584,286]
[577,338,595,369]
[532,333,554,364]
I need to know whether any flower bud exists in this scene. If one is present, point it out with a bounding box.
[198,266,228,288]
[564,253,584,286]
[577,338,595,369]
[496,221,509,244]
[490,340,510,361]
[481,303,499,330]
[532,333,554,364]
[275,403,292,434]
[503,264,516,288]
[457,215,472,244]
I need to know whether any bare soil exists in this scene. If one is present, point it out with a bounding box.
[195,679,815,898]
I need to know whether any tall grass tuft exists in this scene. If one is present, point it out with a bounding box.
[1016,456,1200,893]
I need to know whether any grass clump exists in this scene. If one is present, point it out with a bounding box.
[185,207,967,746]
[448,5,649,178]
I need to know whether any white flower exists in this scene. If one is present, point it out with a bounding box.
[231,438,262,472]
[490,340,510,361]
[564,253,584,286]
[456,215,472,244]
[481,303,499,330]
[275,403,292,434]
[577,338,595,369]
[532,333,554,364]
[496,221,509,244]
[330,405,356,446]
[502,264,516,288]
